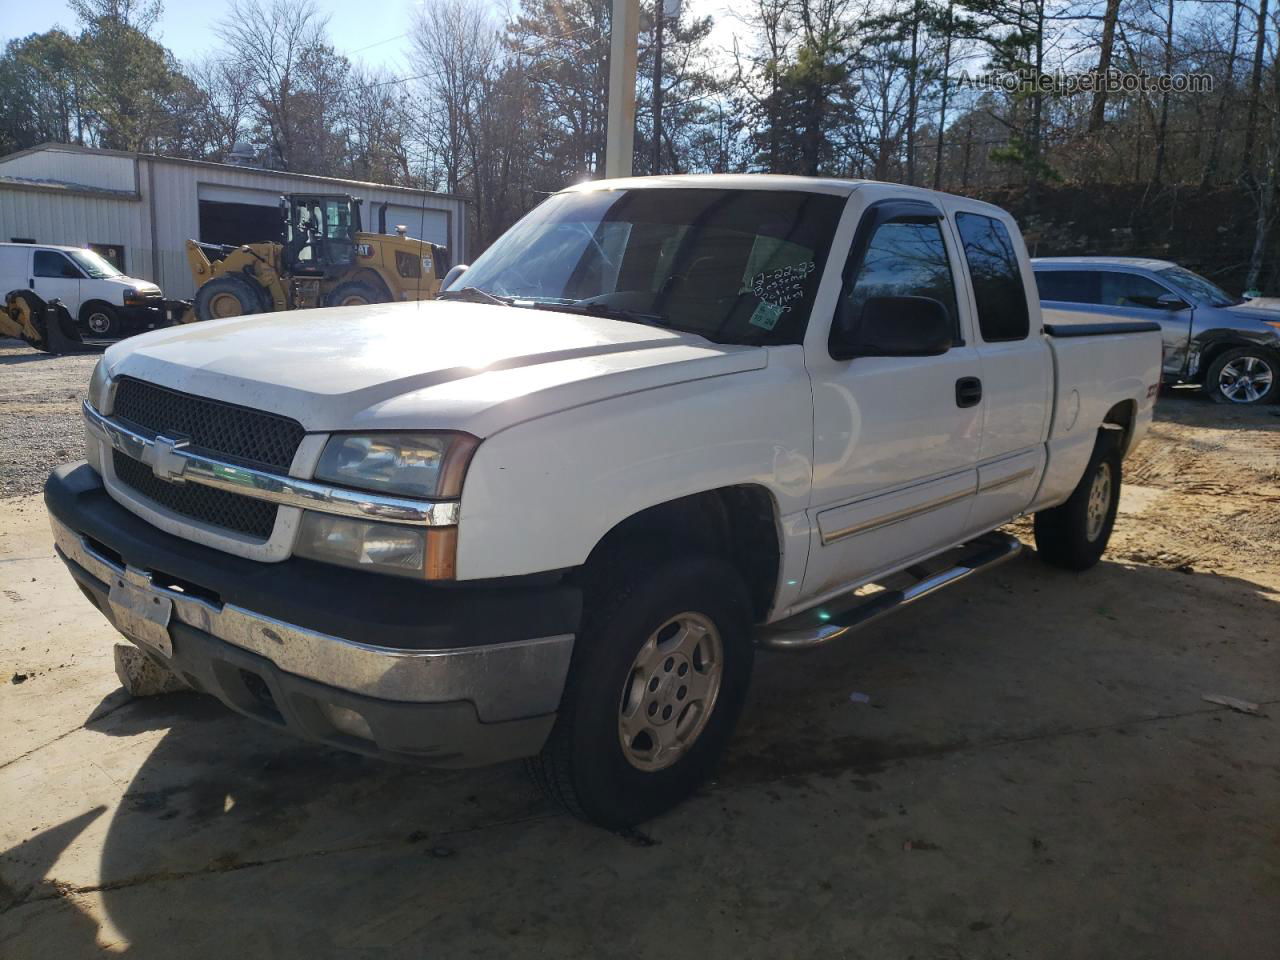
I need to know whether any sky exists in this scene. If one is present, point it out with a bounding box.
[2,0,743,75]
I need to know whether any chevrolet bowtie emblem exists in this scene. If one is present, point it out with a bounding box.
[147,435,190,483]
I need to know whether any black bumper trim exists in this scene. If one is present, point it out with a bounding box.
[46,462,582,651]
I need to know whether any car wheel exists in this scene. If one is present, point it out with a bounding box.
[1033,433,1122,571]
[325,282,384,307]
[1204,347,1279,404]
[194,276,264,322]
[81,302,120,338]
[528,551,754,828]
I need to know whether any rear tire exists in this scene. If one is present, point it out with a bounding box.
[1033,433,1122,571]
[529,552,754,828]
[1203,347,1279,404]
[194,275,265,322]
[325,282,384,307]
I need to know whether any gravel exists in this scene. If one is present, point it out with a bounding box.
[0,338,101,498]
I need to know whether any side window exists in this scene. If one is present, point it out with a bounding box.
[842,216,961,341]
[395,250,422,278]
[1034,270,1099,304]
[1099,272,1172,309]
[33,251,79,279]
[955,213,1030,342]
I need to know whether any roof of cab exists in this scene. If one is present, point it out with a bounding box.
[0,241,88,252]
[1032,255,1177,271]
[564,174,1011,215]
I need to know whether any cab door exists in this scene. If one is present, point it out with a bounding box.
[946,205,1051,533]
[800,191,983,602]
[31,250,83,315]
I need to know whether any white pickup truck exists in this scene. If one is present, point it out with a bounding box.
[46,175,1162,827]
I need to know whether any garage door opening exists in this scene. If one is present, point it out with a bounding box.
[198,200,282,247]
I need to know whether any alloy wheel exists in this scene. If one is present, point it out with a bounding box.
[618,611,723,771]
[1218,355,1274,404]
[1086,461,1113,542]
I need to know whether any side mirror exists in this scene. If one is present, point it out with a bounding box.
[831,295,953,360]
[1156,292,1188,310]
[440,263,469,290]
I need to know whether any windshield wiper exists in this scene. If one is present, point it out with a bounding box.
[436,286,514,306]
[524,300,669,328]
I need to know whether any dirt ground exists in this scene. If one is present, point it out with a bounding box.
[0,338,1277,958]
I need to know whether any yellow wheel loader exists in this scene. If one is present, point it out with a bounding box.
[184,194,449,322]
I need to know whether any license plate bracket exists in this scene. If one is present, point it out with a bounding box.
[107,572,174,658]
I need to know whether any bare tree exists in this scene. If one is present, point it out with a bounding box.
[215,0,333,170]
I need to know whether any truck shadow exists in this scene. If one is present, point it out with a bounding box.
[3,550,1277,956]
[1153,388,1280,428]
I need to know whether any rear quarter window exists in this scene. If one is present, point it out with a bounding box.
[955,213,1030,342]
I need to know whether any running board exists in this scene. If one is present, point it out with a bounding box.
[756,532,1023,651]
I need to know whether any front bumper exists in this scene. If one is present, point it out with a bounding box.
[46,463,581,767]
[117,303,166,333]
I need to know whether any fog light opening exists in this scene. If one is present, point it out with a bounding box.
[321,703,374,741]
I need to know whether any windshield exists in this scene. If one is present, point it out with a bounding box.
[452,188,846,345]
[66,249,123,279]
[1157,266,1240,307]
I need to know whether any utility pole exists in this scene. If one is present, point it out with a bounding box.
[651,0,665,175]
[605,0,641,178]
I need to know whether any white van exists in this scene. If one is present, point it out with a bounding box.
[0,243,165,339]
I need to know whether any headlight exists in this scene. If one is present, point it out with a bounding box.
[314,432,478,498]
[88,360,113,412]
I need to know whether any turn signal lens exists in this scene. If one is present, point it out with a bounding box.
[294,512,457,580]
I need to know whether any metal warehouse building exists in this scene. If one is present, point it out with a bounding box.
[0,143,469,299]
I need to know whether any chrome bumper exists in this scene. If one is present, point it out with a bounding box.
[51,515,574,724]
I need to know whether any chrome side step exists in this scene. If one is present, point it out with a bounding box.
[756,532,1023,651]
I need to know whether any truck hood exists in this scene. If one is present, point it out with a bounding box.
[102,300,766,436]
[105,275,161,295]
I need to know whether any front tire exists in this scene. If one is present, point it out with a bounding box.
[194,275,265,322]
[1033,434,1122,571]
[80,301,120,338]
[1204,347,1279,404]
[529,553,754,828]
[325,281,384,307]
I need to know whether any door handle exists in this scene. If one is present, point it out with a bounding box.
[955,376,982,408]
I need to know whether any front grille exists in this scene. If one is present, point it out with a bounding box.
[113,450,279,539]
[112,377,304,472]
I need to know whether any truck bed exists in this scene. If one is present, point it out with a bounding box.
[1031,317,1163,511]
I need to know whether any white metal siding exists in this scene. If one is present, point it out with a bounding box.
[379,204,449,247]
[0,188,151,280]
[0,148,136,192]
[0,146,469,299]
[148,158,467,297]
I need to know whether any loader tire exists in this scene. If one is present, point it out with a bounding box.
[4,292,50,352]
[195,276,264,321]
[325,282,384,308]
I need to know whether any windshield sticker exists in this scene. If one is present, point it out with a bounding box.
[749,301,786,331]
[750,261,816,310]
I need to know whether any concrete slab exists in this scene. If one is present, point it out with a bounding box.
[2,390,1279,958]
